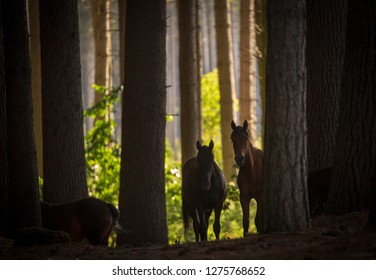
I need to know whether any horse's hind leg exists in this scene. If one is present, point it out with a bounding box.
[240,193,251,237]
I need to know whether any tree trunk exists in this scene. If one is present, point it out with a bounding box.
[240,0,257,143]
[178,0,199,165]
[259,0,310,233]
[254,0,266,144]
[2,0,41,233]
[118,0,126,87]
[306,0,347,172]
[215,0,237,181]
[327,0,376,215]
[0,0,8,236]
[40,0,88,204]
[196,0,203,142]
[91,0,106,91]
[28,0,43,178]
[118,0,168,246]
[369,169,376,228]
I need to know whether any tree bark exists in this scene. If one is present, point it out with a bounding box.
[215,0,237,181]
[118,0,168,246]
[306,0,347,172]
[178,0,200,165]
[0,0,9,236]
[260,0,310,233]
[40,0,88,204]
[240,0,257,143]
[2,0,41,233]
[327,0,376,214]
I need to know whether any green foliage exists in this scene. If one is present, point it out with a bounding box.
[84,85,121,205]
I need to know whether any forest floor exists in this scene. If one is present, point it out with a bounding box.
[1,212,375,260]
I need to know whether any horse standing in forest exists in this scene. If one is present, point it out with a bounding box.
[41,197,119,246]
[231,120,263,235]
[182,140,227,242]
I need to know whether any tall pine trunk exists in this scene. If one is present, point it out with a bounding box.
[118,0,168,246]
[327,1,376,214]
[40,0,88,204]
[240,0,257,143]
[2,0,41,233]
[178,0,199,165]
[28,0,43,178]
[260,0,310,232]
[215,0,237,181]
[0,0,9,236]
[306,0,347,172]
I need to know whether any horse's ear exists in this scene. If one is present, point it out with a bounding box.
[231,120,236,130]
[196,140,201,150]
[242,120,249,130]
[209,140,214,150]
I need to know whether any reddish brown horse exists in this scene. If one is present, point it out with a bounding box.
[41,197,119,246]
[231,120,263,235]
[182,140,227,241]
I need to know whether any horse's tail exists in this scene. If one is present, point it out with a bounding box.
[106,203,119,222]
[182,200,190,232]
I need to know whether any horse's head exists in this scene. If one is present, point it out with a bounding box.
[196,140,215,191]
[230,120,250,166]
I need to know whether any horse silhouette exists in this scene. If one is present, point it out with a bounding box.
[41,197,119,246]
[182,140,227,241]
[231,120,263,235]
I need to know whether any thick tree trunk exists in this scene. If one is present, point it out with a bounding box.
[215,0,237,181]
[2,0,41,233]
[178,0,200,165]
[40,0,88,204]
[260,0,310,233]
[306,0,347,172]
[0,0,9,236]
[240,0,257,143]
[118,0,168,246]
[327,1,376,214]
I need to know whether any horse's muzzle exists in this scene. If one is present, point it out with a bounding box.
[235,154,245,166]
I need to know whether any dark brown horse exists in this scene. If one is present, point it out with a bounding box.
[182,140,227,241]
[41,197,119,246]
[231,120,263,235]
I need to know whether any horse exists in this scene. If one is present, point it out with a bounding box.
[230,120,263,235]
[182,140,227,242]
[41,197,119,246]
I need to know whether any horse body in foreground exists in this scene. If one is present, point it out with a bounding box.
[41,197,119,246]
[231,120,263,235]
[182,140,227,241]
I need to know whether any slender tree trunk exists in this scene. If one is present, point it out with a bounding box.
[254,0,266,144]
[105,0,112,90]
[91,0,106,92]
[118,0,126,86]
[118,0,168,246]
[40,0,88,204]
[196,0,203,142]
[306,0,347,172]
[2,0,41,233]
[215,0,237,181]
[28,0,43,178]
[327,0,376,215]
[240,0,257,143]
[259,0,310,233]
[178,0,199,165]
[0,0,9,236]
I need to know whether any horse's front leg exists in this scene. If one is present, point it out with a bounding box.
[197,206,207,241]
[213,204,223,240]
[240,193,251,237]
[189,208,200,242]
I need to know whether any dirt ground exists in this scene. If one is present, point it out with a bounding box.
[1,212,375,260]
